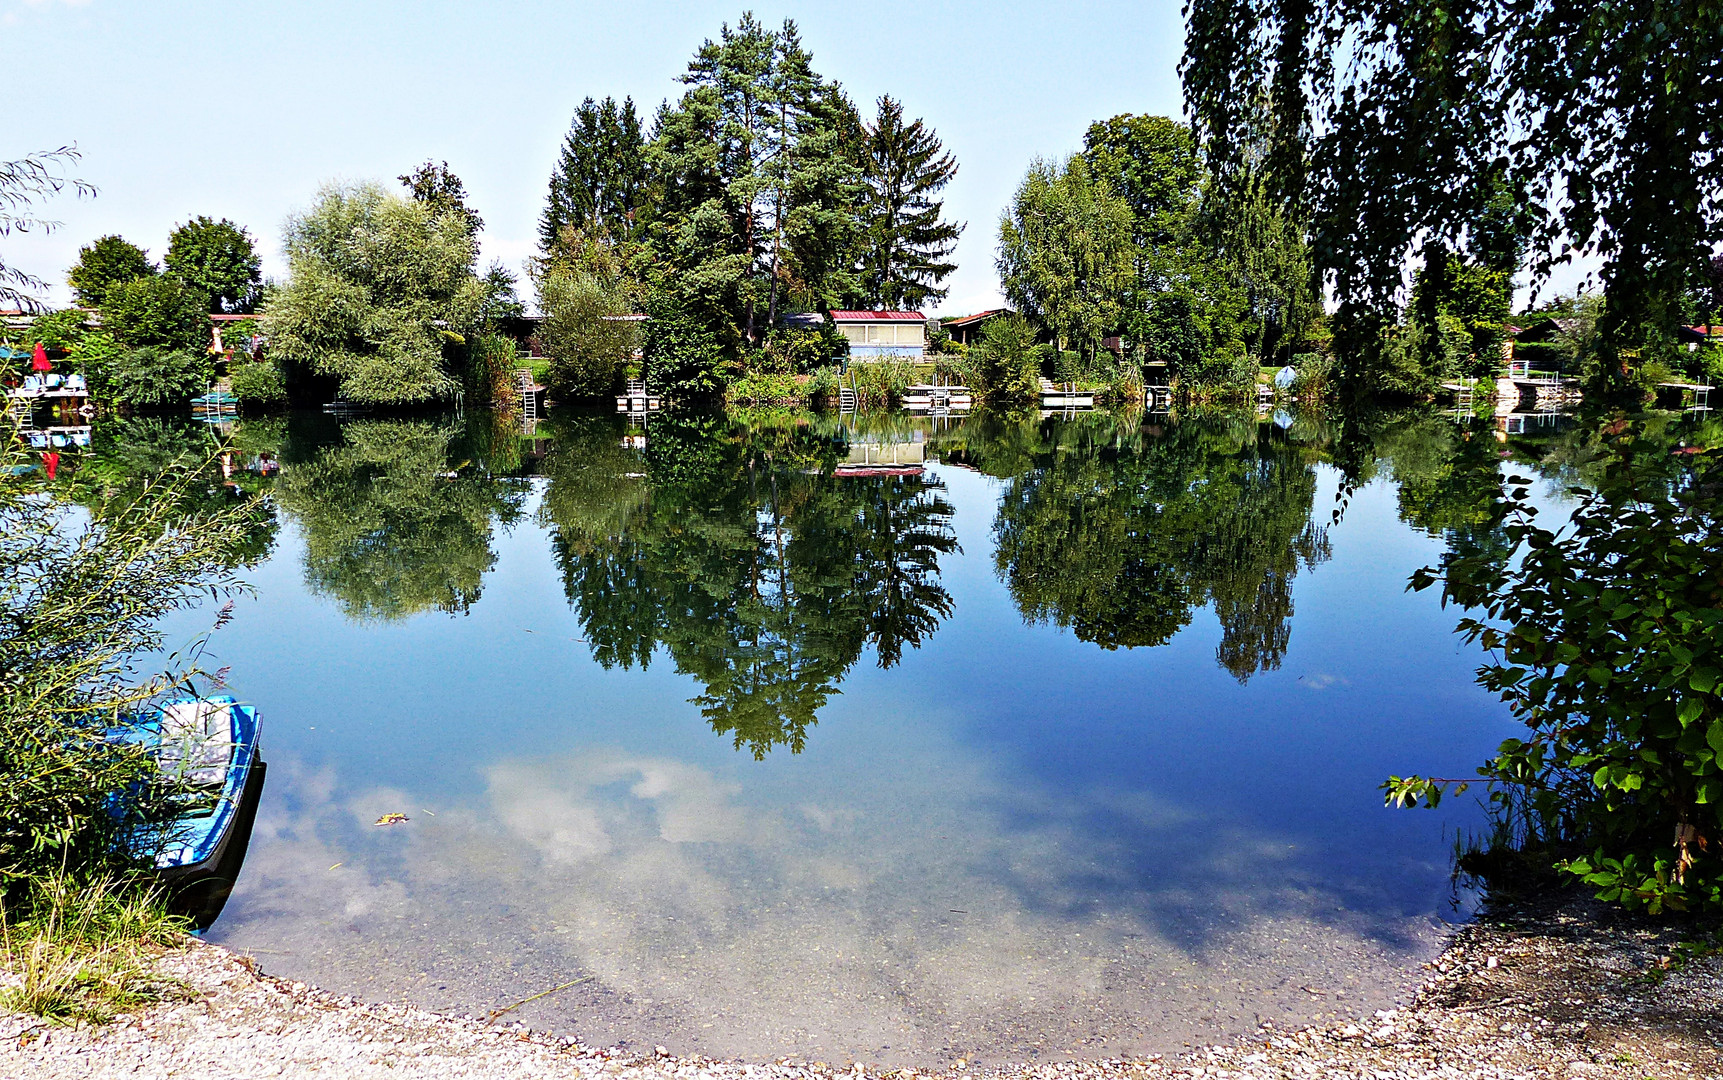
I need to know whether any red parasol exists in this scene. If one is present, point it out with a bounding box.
[43,451,59,480]
[32,342,51,372]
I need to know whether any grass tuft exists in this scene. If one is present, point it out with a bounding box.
[0,872,191,1024]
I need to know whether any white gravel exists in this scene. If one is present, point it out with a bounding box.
[4,895,1719,1080]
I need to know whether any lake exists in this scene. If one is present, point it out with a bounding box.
[118,404,1589,1064]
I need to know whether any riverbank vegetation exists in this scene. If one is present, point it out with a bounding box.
[0,393,266,1017]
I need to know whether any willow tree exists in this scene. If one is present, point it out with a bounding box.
[1181,0,1723,359]
[262,182,484,404]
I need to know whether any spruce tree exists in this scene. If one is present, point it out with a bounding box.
[540,96,647,249]
[858,96,962,311]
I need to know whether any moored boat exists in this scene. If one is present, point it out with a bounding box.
[113,695,266,929]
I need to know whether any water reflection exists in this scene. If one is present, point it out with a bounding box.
[539,412,958,757]
[155,400,1723,1064]
[942,410,1332,681]
[271,415,529,620]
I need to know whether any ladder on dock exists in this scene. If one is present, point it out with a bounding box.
[839,386,858,412]
[517,369,541,423]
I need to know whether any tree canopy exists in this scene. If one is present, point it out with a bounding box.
[165,216,262,314]
[541,97,648,248]
[997,155,1135,359]
[1181,0,1723,351]
[262,181,483,405]
[68,235,155,309]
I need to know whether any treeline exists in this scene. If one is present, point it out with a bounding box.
[533,13,962,402]
[963,114,1322,404]
[22,219,265,409]
[982,116,1723,404]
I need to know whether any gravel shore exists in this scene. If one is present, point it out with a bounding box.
[4,893,1719,1080]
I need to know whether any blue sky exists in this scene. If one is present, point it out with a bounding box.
[4,0,1190,316]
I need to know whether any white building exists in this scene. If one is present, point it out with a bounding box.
[831,310,928,360]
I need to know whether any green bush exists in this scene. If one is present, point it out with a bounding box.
[99,276,210,353]
[725,372,806,406]
[16,310,90,355]
[805,365,840,400]
[465,332,519,408]
[1391,440,1723,912]
[764,325,843,374]
[230,361,287,407]
[969,315,1041,405]
[643,292,727,399]
[106,347,212,408]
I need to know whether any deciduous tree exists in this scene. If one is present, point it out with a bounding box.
[68,235,155,309]
[165,216,262,314]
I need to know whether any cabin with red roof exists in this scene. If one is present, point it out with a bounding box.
[830,310,928,360]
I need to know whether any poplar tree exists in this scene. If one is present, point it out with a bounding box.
[858,96,961,310]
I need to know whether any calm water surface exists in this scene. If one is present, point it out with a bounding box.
[127,406,1576,1062]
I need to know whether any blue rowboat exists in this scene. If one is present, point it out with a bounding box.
[112,695,266,928]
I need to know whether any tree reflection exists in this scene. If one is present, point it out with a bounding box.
[64,416,280,569]
[539,412,957,757]
[984,410,1331,681]
[272,416,528,620]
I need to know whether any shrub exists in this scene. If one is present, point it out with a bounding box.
[106,347,213,408]
[17,309,90,355]
[1390,439,1723,912]
[465,332,520,408]
[969,315,1041,405]
[99,276,210,353]
[805,365,840,401]
[230,361,287,407]
[725,372,805,407]
[764,325,843,374]
[643,291,727,399]
[1,422,261,891]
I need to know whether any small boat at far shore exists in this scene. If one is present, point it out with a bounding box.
[112,695,266,930]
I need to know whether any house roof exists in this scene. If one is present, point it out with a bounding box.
[941,308,1010,327]
[829,310,926,322]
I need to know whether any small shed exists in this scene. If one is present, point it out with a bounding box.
[939,309,1011,348]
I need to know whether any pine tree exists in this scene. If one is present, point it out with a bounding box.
[540,97,646,250]
[858,97,962,310]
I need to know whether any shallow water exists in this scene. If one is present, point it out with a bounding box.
[120,405,1576,1063]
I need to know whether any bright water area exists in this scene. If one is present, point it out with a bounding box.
[139,406,1556,1063]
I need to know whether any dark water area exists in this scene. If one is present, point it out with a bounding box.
[58,403,1709,1064]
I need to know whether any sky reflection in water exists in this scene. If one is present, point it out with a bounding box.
[151,406,1549,1062]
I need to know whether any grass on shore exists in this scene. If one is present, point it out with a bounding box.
[0,873,190,1024]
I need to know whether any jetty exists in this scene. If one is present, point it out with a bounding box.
[615,378,661,413]
[1039,379,1094,409]
[902,382,972,412]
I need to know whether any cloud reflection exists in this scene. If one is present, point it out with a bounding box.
[215,743,1449,1063]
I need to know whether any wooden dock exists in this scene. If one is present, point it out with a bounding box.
[1040,379,1094,409]
[615,378,662,413]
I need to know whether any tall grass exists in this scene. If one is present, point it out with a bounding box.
[0,873,189,1023]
